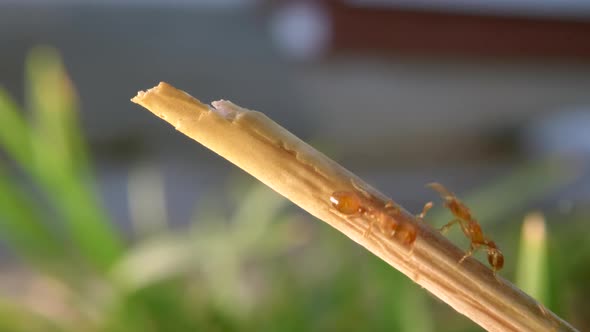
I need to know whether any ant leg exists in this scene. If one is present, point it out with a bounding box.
[492,269,502,283]
[384,201,401,216]
[384,200,396,210]
[439,219,461,234]
[426,182,455,201]
[406,233,418,255]
[458,250,472,264]
[363,219,377,238]
[417,201,433,220]
[459,244,480,264]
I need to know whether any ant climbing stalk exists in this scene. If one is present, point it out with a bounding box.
[427,182,504,273]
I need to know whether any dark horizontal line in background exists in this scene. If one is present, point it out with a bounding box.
[328,2,590,59]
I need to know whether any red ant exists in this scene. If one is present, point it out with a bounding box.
[427,182,504,273]
[330,189,432,246]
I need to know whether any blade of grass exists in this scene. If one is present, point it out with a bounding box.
[230,183,289,248]
[0,163,65,264]
[26,46,89,173]
[516,212,549,305]
[0,89,68,267]
[0,89,34,167]
[24,46,122,270]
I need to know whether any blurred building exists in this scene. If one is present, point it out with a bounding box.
[1,0,589,225]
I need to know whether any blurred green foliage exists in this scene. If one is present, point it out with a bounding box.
[0,47,588,331]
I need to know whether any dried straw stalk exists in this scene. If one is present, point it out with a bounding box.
[132,82,577,332]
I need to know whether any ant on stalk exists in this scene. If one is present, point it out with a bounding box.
[427,182,504,273]
[330,187,432,246]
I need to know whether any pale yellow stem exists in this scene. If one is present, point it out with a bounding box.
[131,82,577,332]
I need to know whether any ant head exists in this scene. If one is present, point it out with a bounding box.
[487,245,504,272]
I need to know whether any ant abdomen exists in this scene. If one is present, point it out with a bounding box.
[487,245,504,272]
[330,191,363,215]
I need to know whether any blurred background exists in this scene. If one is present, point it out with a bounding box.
[0,0,589,331]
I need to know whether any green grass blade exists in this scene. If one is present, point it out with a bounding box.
[0,164,65,264]
[24,46,122,270]
[0,89,68,267]
[0,89,34,167]
[515,212,549,305]
[230,183,289,248]
[26,46,89,173]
